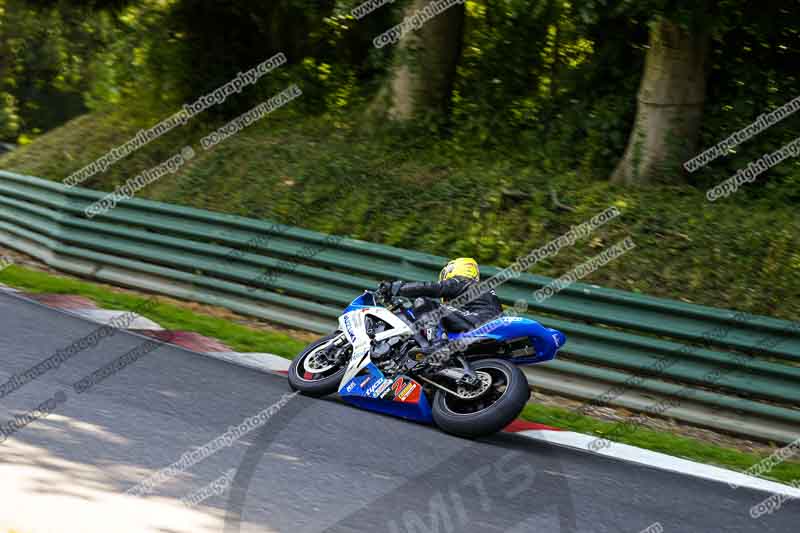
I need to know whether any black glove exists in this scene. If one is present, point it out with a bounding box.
[377,281,393,300]
[377,280,404,300]
[390,280,405,296]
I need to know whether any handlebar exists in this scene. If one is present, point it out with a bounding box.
[372,283,405,310]
[371,286,392,308]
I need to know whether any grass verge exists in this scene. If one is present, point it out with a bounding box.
[1,263,798,486]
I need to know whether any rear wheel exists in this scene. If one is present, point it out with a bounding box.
[432,358,530,438]
[288,332,350,397]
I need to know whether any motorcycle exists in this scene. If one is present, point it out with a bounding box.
[288,285,566,438]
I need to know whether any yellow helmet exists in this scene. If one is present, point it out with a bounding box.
[439,257,480,282]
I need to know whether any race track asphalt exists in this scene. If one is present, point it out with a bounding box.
[0,291,796,533]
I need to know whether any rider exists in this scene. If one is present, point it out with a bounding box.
[383,257,503,334]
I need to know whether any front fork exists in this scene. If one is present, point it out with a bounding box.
[320,332,349,363]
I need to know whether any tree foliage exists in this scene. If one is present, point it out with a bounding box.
[1,0,799,187]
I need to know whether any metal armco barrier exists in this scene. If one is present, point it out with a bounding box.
[0,170,798,442]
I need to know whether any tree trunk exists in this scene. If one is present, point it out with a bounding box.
[611,17,709,185]
[380,0,465,121]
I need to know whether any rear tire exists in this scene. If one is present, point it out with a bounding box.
[288,332,349,397]
[432,358,530,438]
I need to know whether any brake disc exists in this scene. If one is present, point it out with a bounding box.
[302,343,340,374]
[455,371,492,399]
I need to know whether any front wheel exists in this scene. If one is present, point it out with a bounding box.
[288,332,350,397]
[432,358,530,438]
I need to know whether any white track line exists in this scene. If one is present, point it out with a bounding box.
[68,308,164,330]
[515,429,800,498]
[204,351,290,374]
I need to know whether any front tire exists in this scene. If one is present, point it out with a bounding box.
[432,358,530,438]
[288,332,349,397]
